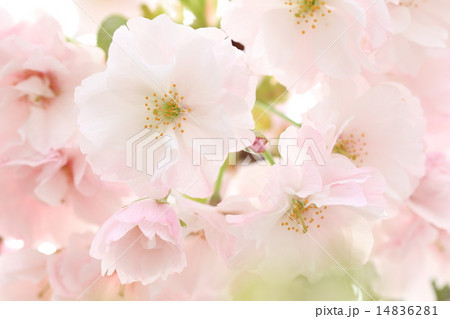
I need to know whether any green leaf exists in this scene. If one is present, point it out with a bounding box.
[97,15,128,59]
[179,0,205,17]
[434,282,450,301]
[141,4,165,20]
[256,76,289,105]
[155,193,170,204]
[179,219,187,228]
[179,0,217,28]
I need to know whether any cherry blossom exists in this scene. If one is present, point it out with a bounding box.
[386,0,450,48]
[367,48,450,156]
[371,205,439,300]
[48,232,153,300]
[151,235,232,300]
[221,0,391,93]
[0,13,104,157]
[1,147,127,224]
[0,145,128,247]
[303,80,426,202]
[225,125,386,281]
[76,14,255,199]
[90,198,186,285]
[0,249,50,300]
[0,165,87,246]
[371,153,450,300]
[409,153,450,232]
[0,1,449,302]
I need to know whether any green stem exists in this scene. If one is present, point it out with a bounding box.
[262,149,275,166]
[182,193,208,204]
[209,156,228,205]
[121,196,149,208]
[255,100,302,128]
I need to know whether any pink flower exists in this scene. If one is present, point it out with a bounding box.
[304,81,426,202]
[409,153,450,232]
[152,235,232,300]
[374,34,428,75]
[90,198,186,285]
[225,125,386,280]
[47,232,153,300]
[0,147,127,247]
[371,205,439,300]
[386,0,450,48]
[411,50,450,156]
[175,197,236,261]
[131,197,235,300]
[368,49,450,156]
[0,13,104,157]
[430,230,450,289]
[0,249,50,300]
[373,0,450,76]
[221,0,390,93]
[76,15,256,198]
[370,154,450,300]
[48,232,108,300]
[0,166,88,246]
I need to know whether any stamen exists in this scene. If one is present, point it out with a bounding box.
[283,0,331,34]
[280,198,328,233]
[332,131,369,165]
[143,83,189,133]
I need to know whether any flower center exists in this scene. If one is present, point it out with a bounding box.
[332,132,369,165]
[143,83,191,137]
[280,198,328,233]
[283,0,332,34]
[7,70,59,108]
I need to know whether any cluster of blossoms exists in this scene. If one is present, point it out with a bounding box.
[0,0,449,300]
